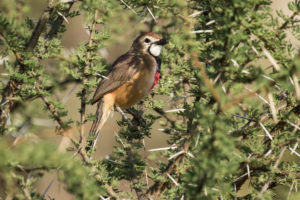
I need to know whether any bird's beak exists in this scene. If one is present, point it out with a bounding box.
[156,38,168,45]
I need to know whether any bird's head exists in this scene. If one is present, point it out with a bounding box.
[131,32,168,57]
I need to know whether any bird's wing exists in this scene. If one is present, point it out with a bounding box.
[91,52,142,104]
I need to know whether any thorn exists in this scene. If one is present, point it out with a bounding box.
[145,169,149,187]
[230,59,239,67]
[204,187,208,196]
[57,11,69,24]
[97,73,109,80]
[166,173,179,186]
[189,10,205,17]
[213,72,222,84]
[195,133,200,146]
[292,74,300,100]
[261,45,280,71]
[148,146,177,152]
[233,171,252,182]
[205,20,215,26]
[115,132,125,148]
[165,108,185,113]
[264,149,272,157]
[120,0,137,15]
[259,122,273,140]
[244,87,270,105]
[220,79,227,93]
[251,45,259,55]
[146,6,157,23]
[190,30,213,34]
[232,114,253,121]
[2,110,11,125]
[187,152,195,158]
[168,150,185,160]
[246,164,251,179]
[0,100,9,106]
[267,92,278,122]
[242,70,250,74]
[289,146,300,158]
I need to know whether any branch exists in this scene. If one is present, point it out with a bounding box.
[26,0,58,51]
[46,1,75,39]
[116,106,133,125]
[192,54,221,106]
[277,11,299,33]
[79,10,98,152]
[147,139,192,199]
[257,146,287,198]
[147,153,184,199]
[153,107,176,126]
[125,142,144,199]
[36,85,71,132]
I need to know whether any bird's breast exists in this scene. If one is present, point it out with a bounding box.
[113,64,157,108]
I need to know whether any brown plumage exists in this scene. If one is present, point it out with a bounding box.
[88,32,167,149]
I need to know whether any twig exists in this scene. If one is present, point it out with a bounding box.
[79,10,98,151]
[120,0,137,15]
[26,0,57,51]
[233,171,253,182]
[289,146,300,158]
[244,87,270,105]
[287,181,295,200]
[10,172,32,200]
[192,54,221,105]
[147,152,184,199]
[277,11,299,33]
[222,91,256,110]
[46,1,75,39]
[116,106,133,125]
[258,146,287,197]
[125,141,144,199]
[42,178,55,198]
[232,114,254,121]
[287,121,300,131]
[153,107,175,125]
[36,85,66,129]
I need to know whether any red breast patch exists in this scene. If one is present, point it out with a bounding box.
[150,71,160,90]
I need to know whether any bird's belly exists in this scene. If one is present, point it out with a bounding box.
[113,69,155,108]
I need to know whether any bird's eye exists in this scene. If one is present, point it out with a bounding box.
[144,38,151,43]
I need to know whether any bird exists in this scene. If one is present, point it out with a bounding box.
[88,32,167,149]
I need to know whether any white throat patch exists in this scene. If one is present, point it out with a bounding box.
[149,44,162,57]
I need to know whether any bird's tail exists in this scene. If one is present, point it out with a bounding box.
[87,100,113,151]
